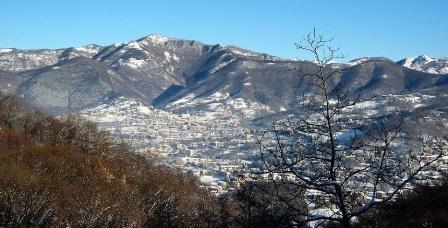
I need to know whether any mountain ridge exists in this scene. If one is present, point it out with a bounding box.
[0,34,447,115]
[397,55,448,74]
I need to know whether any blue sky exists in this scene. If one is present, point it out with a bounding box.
[1,0,447,61]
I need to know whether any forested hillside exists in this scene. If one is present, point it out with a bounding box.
[0,94,227,227]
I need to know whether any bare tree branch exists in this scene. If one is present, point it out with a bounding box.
[257,29,447,227]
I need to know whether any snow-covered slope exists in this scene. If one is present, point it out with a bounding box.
[397,55,448,74]
[346,57,393,67]
[0,45,103,72]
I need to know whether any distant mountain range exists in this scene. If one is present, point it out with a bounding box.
[1,34,447,154]
[0,34,447,116]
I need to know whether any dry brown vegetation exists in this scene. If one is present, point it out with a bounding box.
[0,94,228,227]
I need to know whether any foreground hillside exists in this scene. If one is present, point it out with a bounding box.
[0,94,226,227]
[1,95,448,227]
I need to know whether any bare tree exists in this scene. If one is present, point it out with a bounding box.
[0,95,24,129]
[258,29,447,227]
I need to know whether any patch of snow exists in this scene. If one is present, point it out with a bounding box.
[336,129,364,144]
[208,103,221,109]
[172,54,180,61]
[208,58,236,74]
[163,51,179,62]
[202,92,230,103]
[74,45,100,54]
[169,93,196,106]
[354,100,377,109]
[163,51,171,61]
[347,58,369,66]
[440,67,448,74]
[199,176,218,186]
[119,58,146,69]
[426,68,438,74]
[414,103,425,108]
[0,48,14,53]
[346,57,390,66]
[145,34,169,45]
[228,47,258,57]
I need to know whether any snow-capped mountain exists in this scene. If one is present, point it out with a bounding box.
[1,34,293,114]
[0,34,447,122]
[397,55,448,74]
[1,34,448,182]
